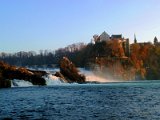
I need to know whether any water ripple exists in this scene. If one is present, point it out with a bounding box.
[1,82,160,119]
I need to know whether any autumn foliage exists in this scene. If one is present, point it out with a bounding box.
[73,41,160,80]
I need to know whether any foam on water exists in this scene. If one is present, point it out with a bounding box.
[11,79,33,87]
[44,74,64,85]
[11,74,64,87]
[11,67,64,87]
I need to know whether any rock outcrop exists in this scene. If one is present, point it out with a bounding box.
[54,71,68,83]
[56,57,85,83]
[0,72,11,88]
[0,61,46,88]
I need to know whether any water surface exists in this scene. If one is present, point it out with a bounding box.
[1,81,160,120]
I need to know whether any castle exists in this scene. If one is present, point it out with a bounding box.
[91,31,130,57]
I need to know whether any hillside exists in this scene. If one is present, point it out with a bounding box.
[70,40,160,80]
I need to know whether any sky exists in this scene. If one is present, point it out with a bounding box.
[0,0,160,53]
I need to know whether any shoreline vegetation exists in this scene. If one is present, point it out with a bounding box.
[1,32,160,88]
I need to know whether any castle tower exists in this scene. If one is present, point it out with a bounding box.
[125,39,130,57]
[134,34,137,43]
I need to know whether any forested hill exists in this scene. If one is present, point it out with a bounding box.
[1,40,160,80]
[74,41,160,80]
[70,41,160,80]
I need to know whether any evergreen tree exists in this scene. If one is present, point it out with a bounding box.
[154,36,158,45]
[134,34,137,43]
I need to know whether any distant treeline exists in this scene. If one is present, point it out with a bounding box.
[0,42,86,67]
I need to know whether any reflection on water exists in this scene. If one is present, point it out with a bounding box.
[1,81,160,120]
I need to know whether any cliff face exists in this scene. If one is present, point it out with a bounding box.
[130,43,160,80]
[73,41,135,80]
[71,41,158,80]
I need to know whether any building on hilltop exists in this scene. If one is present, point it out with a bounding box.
[93,31,110,43]
[111,34,122,39]
[100,31,110,41]
[92,31,130,57]
[110,34,130,57]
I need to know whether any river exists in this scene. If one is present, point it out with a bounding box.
[1,81,160,120]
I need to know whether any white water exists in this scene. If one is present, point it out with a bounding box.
[11,68,116,87]
[11,74,65,87]
[43,68,110,83]
[44,74,65,85]
[11,79,33,87]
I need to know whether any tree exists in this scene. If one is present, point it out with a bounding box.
[134,34,137,43]
[154,36,158,45]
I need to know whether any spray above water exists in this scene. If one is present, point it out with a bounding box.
[79,68,118,83]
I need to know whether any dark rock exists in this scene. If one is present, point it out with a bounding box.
[54,71,68,83]
[0,61,46,87]
[59,57,86,83]
[0,69,11,88]
[0,79,11,88]
[29,75,46,85]
[28,69,47,77]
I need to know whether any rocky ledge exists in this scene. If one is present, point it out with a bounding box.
[0,61,47,88]
[55,57,86,83]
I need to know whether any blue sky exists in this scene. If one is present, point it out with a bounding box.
[0,0,160,53]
